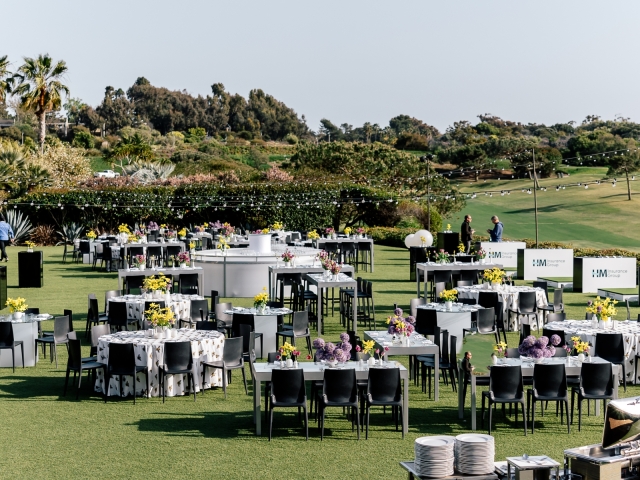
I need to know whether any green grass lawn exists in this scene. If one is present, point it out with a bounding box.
[89,156,112,172]
[0,245,638,478]
[444,167,640,251]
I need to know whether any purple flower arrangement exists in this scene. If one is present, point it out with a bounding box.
[518,334,561,358]
[386,308,416,336]
[313,333,352,362]
[148,221,159,231]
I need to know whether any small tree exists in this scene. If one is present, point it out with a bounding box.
[0,55,13,104]
[608,150,640,200]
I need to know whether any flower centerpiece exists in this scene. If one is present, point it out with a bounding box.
[166,230,177,241]
[221,222,235,239]
[356,227,366,238]
[177,227,187,239]
[271,221,284,231]
[277,342,299,367]
[493,341,508,358]
[325,227,335,239]
[586,297,618,325]
[475,248,487,264]
[281,249,295,266]
[313,333,352,365]
[176,251,190,267]
[329,260,341,277]
[118,224,131,235]
[133,254,146,270]
[386,308,415,340]
[143,273,172,297]
[144,303,175,330]
[518,334,561,363]
[358,339,376,362]
[439,288,458,310]
[148,221,159,231]
[483,267,505,289]
[189,241,196,252]
[458,243,466,254]
[254,287,269,313]
[446,223,452,232]
[564,336,591,361]
[344,227,352,237]
[307,230,320,240]
[420,235,427,247]
[6,297,27,320]
[434,249,449,264]
[25,240,36,252]
[86,231,97,240]
[217,238,230,254]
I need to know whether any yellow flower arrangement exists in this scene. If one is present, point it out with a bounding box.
[586,296,618,319]
[567,336,590,355]
[483,267,506,284]
[178,228,187,238]
[86,231,97,239]
[458,243,466,253]
[261,228,270,235]
[446,224,451,231]
[142,274,172,292]
[271,221,284,231]
[493,341,508,357]
[6,297,27,313]
[144,303,175,328]
[217,238,230,250]
[307,230,320,240]
[25,241,36,249]
[127,233,141,243]
[189,241,196,250]
[278,342,296,360]
[439,288,458,302]
[160,224,167,229]
[344,227,352,235]
[420,236,426,243]
[203,222,209,228]
[118,224,131,234]
[361,339,375,355]
[253,287,269,309]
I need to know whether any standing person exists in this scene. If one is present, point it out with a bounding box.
[486,215,503,242]
[460,214,474,254]
[461,351,474,404]
[0,214,14,262]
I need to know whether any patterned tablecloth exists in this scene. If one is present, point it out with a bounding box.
[456,285,547,331]
[106,294,205,322]
[546,319,640,384]
[94,329,224,397]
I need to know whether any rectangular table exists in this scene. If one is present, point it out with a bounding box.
[364,331,440,401]
[268,264,355,300]
[305,273,358,334]
[415,262,503,298]
[117,267,204,293]
[457,356,619,431]
[251,361,408,436]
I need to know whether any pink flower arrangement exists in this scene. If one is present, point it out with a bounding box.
[325,227,335,234]
[281,250,295,262]
[176,251,190,264]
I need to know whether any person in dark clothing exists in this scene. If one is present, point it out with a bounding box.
[461,351,474,404]
[460,215,474,254]
[487,215,503,242]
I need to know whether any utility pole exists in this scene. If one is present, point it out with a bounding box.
[424,155,432,231]
[532,148,539,247]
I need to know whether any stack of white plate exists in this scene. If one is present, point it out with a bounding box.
[414,435,455,477]
[455,433,495,474]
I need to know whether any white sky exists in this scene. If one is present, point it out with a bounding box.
[2,0,639,132]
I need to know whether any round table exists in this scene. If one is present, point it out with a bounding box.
[94,329,224,397]
[106,294,205,323]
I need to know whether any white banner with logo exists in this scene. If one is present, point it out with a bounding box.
[517,248,573,280]
[574,257,636,293]
[478,242,526,268]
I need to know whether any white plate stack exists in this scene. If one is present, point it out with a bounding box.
[455,433,495,474]
[414,435,455,477]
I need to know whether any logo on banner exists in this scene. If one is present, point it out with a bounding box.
[592,269,607,278]
[532,259,546,267]
[592,269,627,278]
[490,252,502,259]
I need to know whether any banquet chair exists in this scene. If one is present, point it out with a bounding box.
[364,367,403,439]
[341,242,358,271]
[92,242,106,270]
[420,327,443,398]
[146,246,163,267]
[481,365,526,435]
[414,308,438,386]
[357,240,373,272]
[571,362,614,431]
[539,289,564,325]
[76,241,91,264]
[527,363,569,434]
[90,324,110,358]
[460,269,479,284]
[178,274,199,295]
[107,301,138,332]
[319,368,360,440]
[104,342,148,404]
[195,321,219,331]
[431,270,452,302]
[505,348,520,358]
[267,300,289,332]
[63,338,104,400]
[456,280,473,288]
[519,324,531,344]
[165,245,182,263]
[104,290,121,313]
[125,276,145,295]
[269,368,309,441]
[546,312,566,323]
[233,313,263,359]
[410,298,426,318]
[275,311,312,354]
[508,291,538,332]
[160,341,196,403]
[86,296,108,339]
[542,328,566,348]
[532,281,549,302]
[435,334,458,393]
[215,302,233,335]
[179,299,208,329]
[35,316,70,369]
[202,336,245,399]
[66,332,97,365]
[0,322,24,372]
[210,290,220,316]
[463,308,499,345]
[595,333,626,392]
[477,291,506,344]
[232,322,258,367]
[27,307,47,340]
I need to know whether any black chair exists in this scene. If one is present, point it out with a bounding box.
[63,338,104,400]
[215,302,233,335]
[414,308,438,385]
[481,365,526,435]
[165,245,182,263]
[202,336,246,398]
[159,341,196,403]
[547,312,566,323]
[509,291,538,331]
[542,328,566,348]
[595,333,626,392]
[178,273,200,295]
[76,240,91,263]
[127,246,144,266]
[432,270,452,302]
[463,307,499,344]
[571,362,615,431]
[505,348,520,358]
[319,368,360,440]
[108,301,138,332]
[179,299,208,329]
[477,291,506,344]
[85,296,108,339]
[146,246,163,267]
[104,343,148,404]
[275,311,312,354]
[210,290,220,315]
[195,321,219,331]
[456,280,473,288]
[269,368,309,441]
[539,288,564,325]
[527,363,569,433]
[0,322,24,372]
[409,298,426,318]
[90,324,110,358]
[35,316,70,368]
[520,323,532,344]
[92,242,106,270]
[125,275,145,294]
[268,300,289,332]
[233,313,263,359]
[364,367,403,439]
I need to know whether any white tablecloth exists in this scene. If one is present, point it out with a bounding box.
[106,294,205,322]
[546,319,640,384]
[456,285,547,331]
[94,329,224,397]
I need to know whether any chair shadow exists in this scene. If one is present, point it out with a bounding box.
[0,374,102,401]
[130,411,255,439]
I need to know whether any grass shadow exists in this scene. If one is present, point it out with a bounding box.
[131,411,255,439]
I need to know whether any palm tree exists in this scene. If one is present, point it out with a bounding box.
[12,54,69,151]
[0,55,13,104]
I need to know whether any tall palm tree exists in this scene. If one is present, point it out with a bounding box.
[0,55,13,104]
[12,54,69,151]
